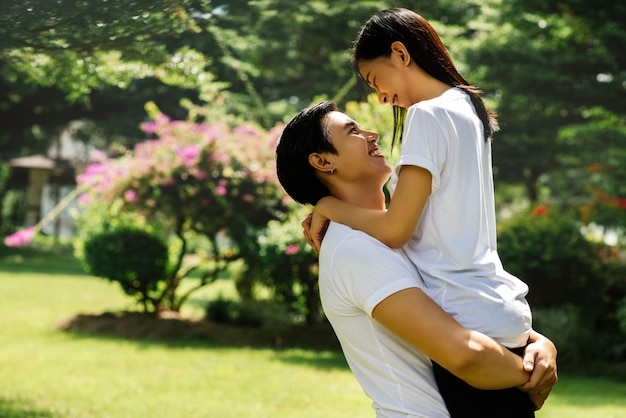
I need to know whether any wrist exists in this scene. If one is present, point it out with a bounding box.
[316,196,335,218]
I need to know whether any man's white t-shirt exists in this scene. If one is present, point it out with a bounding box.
[319,222,450,418]
[389,87,531,348]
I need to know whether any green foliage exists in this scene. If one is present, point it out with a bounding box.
[499,209,626,361]
[0,0,199,102]
[245,205,321,324]
[461,0,626,206]
[618,298,626,336]
[82,228,168,313]
[497,208,597,308]
[532,306,596,364]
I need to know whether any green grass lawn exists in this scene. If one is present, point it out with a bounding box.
[1,242,626,417]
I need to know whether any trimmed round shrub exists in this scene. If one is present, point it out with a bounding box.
[82,228,168,311]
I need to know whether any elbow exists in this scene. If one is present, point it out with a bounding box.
[382,230,412,249]
[444,345,492,389]
[448,348,485,375]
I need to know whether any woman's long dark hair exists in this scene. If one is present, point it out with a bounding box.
[351,8,498,146]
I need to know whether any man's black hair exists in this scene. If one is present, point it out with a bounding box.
[276,101,338,205]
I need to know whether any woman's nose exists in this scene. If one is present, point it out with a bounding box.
[377,92,388,105]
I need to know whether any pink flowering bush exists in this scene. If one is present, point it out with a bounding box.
[4,226,36,247]
[75,108,288,313]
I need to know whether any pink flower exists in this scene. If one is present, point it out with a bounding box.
[4,227,36,247]
[285,244,299,255]
[124,189,138,203]
[210,150,231,165]
[215,185,227,196]
[177,145,201,167]
[78,194,92,205]
[242,194,254,202]
[140,121,158,134]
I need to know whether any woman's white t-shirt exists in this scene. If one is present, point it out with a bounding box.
[389,87,532,348]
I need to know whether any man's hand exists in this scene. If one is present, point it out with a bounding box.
[518,330,558,410]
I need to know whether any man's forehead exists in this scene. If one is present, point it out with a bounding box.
[327,111,357,128]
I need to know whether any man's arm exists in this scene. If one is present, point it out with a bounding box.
[520,330,558,409]
[372,287,529,390]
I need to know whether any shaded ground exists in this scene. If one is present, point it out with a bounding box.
[57,311,342,351]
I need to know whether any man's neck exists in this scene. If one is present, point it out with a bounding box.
[332,186,386,211]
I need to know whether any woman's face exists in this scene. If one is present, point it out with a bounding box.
[357,42,425,108]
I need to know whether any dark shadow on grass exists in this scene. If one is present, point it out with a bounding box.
[0,397,54,418]
[272,349,350,370]
[58,311,349,370]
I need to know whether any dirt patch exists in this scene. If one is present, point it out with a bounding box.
[57,311,342,351]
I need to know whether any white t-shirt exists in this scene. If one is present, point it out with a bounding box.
[389,87,531,348]
[319,222,450,418]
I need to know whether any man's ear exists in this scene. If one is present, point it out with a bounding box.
[391,41,411,67]
[308,153,333,173]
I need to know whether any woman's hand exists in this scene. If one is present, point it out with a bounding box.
[301,213,316,251]
[518,330,558,410]
[301,198,332,252]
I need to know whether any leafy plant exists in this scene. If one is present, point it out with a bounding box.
[497,207,597,309]
[245,205,321,324]
[82,228,168,313]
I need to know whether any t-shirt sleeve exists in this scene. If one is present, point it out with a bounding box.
[395,105,448,195]
[328,231,423,317]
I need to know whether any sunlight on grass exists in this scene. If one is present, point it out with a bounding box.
[2,247,626,417]
[536,376,626,418]
[0,254,371,417]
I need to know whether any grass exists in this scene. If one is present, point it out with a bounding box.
[2,242,626,417]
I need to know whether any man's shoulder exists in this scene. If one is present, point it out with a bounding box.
[321,222,408,266]
[322,222,382,252]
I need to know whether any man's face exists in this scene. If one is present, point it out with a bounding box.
[323,111,391,183]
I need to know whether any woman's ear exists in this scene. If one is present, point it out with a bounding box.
[308,153,333,174]
[390,41,411,67]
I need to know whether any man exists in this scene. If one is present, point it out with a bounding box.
[275,101,557,417]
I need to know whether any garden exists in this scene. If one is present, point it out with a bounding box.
[2,1,626,417]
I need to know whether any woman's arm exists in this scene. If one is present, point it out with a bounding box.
[310,165,431,251]
[372,286,530,390]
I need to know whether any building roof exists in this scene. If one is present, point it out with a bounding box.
[9,154,57,170]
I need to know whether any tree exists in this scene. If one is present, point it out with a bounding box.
[75,103,287,313]
[460,0,626,204]
[0,0,220,158]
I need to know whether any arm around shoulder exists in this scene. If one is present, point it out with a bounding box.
[313,166,431,249]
